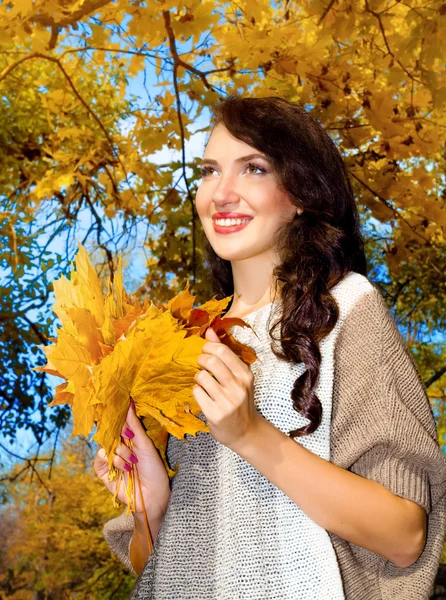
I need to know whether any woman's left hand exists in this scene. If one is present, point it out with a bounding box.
[192,327,261,449]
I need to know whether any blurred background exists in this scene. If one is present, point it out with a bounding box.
[0,0,445,597]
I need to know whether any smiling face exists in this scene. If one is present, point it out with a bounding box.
[195,124,300,263]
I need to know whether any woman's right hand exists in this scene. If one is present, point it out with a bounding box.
[94,401,171,517]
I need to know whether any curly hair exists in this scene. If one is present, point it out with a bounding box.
[199,94,367,438]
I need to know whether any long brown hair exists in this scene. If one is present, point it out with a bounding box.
[200,94,367,438]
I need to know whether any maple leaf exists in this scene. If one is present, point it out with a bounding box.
[37,244,259,479]
[91,305,209,469]
[52,245,105,330]
[163,281,259,363]
[211,316,259,366]
[49,381,74,407]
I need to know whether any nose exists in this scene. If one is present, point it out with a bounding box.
[212,172,240,206]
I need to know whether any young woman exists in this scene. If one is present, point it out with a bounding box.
[94,95,446,599]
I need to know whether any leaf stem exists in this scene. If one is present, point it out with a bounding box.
[124,437,153,555]
[134,461,154,556]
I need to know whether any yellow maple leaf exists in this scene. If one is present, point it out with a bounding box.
[92,305,209,470]
[52,244,105,329]
[37,244,258,481]
[49,382,74,407]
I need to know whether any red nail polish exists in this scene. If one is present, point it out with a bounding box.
[130,399,135,411]
[124,463,132,472]
[129,453,138,464]
[124,428,135,439]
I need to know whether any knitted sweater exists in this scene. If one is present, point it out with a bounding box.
[103,272,446,599]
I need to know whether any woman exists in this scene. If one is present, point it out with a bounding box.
[94,95,446,599]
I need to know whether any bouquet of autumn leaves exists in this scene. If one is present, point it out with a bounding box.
[36,245,258,518]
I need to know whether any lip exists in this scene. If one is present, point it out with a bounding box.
[212,212,254,219]
[212,218,253,235]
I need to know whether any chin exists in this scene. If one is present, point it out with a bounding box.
[212,247,263,262]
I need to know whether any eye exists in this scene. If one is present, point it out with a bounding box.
[245,162,267,174]
[200,166,215,177]
[199,162,268,178]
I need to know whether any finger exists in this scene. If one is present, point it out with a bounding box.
[197,353,235,390]
[194,368,230,403]
[121,423,135,440]
[115,441,138,465]
[112,451,134,473]
[123,402,153,449]
[205,327,220,342]
[97,447,107,461]
[94,449,117,492]
[94,448,109,478]
[202,342,247,380]
[192,383,217,420]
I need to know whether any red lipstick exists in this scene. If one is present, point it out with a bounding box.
[212,215,253,235]
[212,212,254,219]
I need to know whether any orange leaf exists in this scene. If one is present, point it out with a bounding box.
[211,316,259,366]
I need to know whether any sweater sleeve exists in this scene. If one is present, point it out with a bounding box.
[327,285,446,600]
[102,510,137,575]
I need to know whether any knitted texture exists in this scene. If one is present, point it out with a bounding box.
[102,272,446,599]
[327,279,446,599]
[103,512,136,575]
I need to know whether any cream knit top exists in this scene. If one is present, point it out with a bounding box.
[103,271,446,599]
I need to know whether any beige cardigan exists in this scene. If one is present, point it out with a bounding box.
[103,279,446,599]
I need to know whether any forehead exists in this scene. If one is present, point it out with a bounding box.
[203,123,260,155]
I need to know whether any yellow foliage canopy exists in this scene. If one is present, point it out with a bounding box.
[2,438,136,598]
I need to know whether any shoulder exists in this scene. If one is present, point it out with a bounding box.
[329,272,408,353]
[329,273,440,466]
[330,271,385,326]
[330,271,412,376]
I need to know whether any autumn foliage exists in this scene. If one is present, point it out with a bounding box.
[0,438,136,600]
[1,0,444,447]
[36,245,258,485]
[0,0,445,595]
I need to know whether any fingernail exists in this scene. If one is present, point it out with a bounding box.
[130,399,135,410]
[129,453,138,464]
[124,463,132,472]
[124,428,135,439]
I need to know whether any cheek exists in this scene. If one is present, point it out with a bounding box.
[276,194,297,221]
[256,191,291,221]
[255,195,295,235]
[194,188,208,218]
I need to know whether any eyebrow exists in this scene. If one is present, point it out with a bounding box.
[200,153,268,166]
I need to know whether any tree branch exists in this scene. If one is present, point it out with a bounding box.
[22,315,49,346]
[0,51,141,212]
[162,11,220,92]
[0,53,115,151]
[364,0,422,85]
[318,0,337,24]
[425,366,446,390]
[350,171,431,245]
[31,0,113,30]
[83,194,115,280]
[163,10,215,287]
[0,443,53,496]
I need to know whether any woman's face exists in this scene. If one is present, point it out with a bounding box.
[195,123,299,263]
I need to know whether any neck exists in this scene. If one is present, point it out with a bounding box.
[228,249,280,313]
